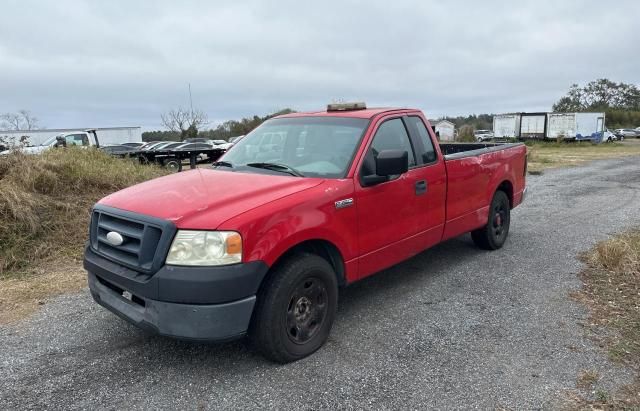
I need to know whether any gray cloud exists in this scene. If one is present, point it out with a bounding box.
[1,0,638,129]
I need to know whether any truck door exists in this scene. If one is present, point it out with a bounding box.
[403,115,447,243]
[354,116,439,279]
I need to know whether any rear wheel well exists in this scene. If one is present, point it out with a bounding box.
[268,240,346,287]
[497,180,514,208]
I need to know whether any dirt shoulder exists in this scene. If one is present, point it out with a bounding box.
[0,262,86,324]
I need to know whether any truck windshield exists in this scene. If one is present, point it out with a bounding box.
[219,117,369,178]
[41,135,61,146]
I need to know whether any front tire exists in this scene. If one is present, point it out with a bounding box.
[249,253,338,363]
[471,190,511,250]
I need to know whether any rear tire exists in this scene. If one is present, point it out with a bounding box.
[471,190,511,250]
[249,253,338,363]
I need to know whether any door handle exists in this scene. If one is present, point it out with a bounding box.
[415,180,427,195]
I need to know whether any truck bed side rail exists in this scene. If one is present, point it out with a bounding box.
[440,142,525,160]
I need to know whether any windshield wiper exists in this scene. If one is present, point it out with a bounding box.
[212,160,233,168]
[246,162,304,177]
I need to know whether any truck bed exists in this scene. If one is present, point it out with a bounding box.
[439,142,527,242]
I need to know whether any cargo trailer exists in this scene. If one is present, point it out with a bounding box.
[493,114,520,138]
[545,112,605,142]
[519,113,547,139]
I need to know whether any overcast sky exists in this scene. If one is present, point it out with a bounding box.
[1,0,638,130]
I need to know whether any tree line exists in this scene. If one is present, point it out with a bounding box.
[144,108,294,142]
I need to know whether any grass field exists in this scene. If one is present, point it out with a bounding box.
[0,149,168,323]
[526,139,640,174]
[570,230,640,407]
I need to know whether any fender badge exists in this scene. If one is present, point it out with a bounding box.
[335,198,354,209]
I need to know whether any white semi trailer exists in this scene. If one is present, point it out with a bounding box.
[492,114,520,138]
[546,112,605,142]
[520,113,547,139]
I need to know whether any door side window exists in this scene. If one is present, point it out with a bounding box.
[370,118,416,166]
[65,134,89,146]
[408,116,437,163]
[361,118,416,179]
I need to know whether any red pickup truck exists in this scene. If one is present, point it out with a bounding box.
[84,103,527,363]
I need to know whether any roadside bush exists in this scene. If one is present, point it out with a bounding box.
[0,148,167,276]
[456,125,475,142]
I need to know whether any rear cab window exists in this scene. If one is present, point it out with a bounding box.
[406,116,438,164]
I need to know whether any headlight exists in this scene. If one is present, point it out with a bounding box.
[166,230,242,266]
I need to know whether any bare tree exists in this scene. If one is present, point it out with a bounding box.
[161,107,208,139]
[18,110,38,130]
[0,110,39,130]
[0,113,22,130]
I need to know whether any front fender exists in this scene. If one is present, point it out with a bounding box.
[217,179,358,279]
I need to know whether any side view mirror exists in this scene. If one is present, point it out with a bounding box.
[54,136,66,148]
[376,149,408,176]
[361,149,408,186]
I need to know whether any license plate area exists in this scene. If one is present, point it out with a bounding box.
[96,275,146,307]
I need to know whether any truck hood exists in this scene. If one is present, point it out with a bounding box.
[99,169,324,229]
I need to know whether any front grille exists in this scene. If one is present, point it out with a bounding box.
[90,205,176,273]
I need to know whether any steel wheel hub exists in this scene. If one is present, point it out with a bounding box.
[286,277,328,345]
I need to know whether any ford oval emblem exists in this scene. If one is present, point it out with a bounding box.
[106,231,124,246]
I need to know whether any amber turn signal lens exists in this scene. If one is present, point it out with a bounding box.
[226,233,242,255]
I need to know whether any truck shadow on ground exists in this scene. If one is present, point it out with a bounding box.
[95,234,487,367]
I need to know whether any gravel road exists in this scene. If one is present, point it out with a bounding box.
[2,156,640,410]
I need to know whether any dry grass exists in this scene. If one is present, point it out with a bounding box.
[570,230,640,408]
[527,139,640,174]
[576,370,600,389]
[0,148,167,323]
[0,263,86,323]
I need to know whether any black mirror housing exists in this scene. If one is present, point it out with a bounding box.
[376,149,408,176]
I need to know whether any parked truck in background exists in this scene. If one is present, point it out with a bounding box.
[0,129,101,155]
[84,103,527,363]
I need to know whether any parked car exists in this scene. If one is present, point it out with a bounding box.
[208,139,233,150]
[149,141,180,151]
[138,141,162,150]
[140,141,169,151]
[602,129,621,142]
[229,135,244,144]
[183,137,210,143]
[99,144,139,157]
[614,129,639,138]
[121,142,145,148]
[84,102,527,363]
[173,142,213,151]
[474,129,494,141]
[154,142,184,151]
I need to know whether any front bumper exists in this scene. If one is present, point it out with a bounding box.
[84,246,269,341]
[88,272,255,341]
